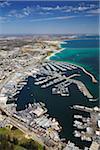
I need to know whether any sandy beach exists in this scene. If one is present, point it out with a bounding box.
[45,40,67,60]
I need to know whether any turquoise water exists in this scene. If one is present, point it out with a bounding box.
[16,36,99,149]
[50,38,99,77]
[50,36,99,99]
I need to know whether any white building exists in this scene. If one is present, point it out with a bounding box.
[97,120,100,128]
[0,94,7,106]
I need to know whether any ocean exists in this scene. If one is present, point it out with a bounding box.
[15,35,99,149]
[50,35,99,99]
[50,36,99,78]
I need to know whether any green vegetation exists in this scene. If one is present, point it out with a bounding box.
[0,127,45,150]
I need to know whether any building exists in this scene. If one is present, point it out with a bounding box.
[90,141,100,150]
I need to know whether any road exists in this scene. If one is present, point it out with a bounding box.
[0,53,46,92]
[0,106,51,149]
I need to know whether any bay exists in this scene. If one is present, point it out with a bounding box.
[15,36,99,149]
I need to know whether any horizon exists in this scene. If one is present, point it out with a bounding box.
[0,33,99,36]
[0,1,99,35]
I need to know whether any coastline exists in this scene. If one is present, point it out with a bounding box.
[45,40,98,84]
[46,41,66,60]
[0,36,99,149]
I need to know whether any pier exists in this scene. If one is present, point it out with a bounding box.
[33,61,94,99]
[68,63,98,83]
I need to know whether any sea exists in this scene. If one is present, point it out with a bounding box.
[15,35,99,149]
[50,35,99,99]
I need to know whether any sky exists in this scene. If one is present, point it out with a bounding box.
[0,1,99,34]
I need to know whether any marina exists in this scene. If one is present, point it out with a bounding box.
[0,0,99,149]
[0,34,99,150]
[72,105,100,148]
[15,75,97,149]
[50,36,99,100]
[33,61,95,99]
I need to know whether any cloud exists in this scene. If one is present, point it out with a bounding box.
[22,6,33,16]
[8,6,33,18]
[8,10,24,18]
[0,1,10,7]
[1,2,99,21]
[64,4,97,13]
[77,6,89,11]
[87,8,100,14]
[36,3,97,14]
[85,8,100,17]
[8,5,67,19]
[30,15,75,22]
[36,5,68,11]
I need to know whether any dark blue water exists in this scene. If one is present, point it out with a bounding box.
[15,76,98,149]
[15,36,99,149]
[50,36,99,99]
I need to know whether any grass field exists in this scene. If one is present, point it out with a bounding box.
[0,127,44,150]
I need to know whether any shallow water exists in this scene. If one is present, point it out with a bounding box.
[15,36,99,149]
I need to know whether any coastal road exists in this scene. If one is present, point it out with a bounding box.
[0,106,50,149]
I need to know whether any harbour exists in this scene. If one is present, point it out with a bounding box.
[14,36,99,149]
[0,0,99,149]
[50,36,99,99]
[0,34,99,150]
[14,75,98,149]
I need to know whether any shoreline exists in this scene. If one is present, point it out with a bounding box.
[46,40,98,84]
[46,41,66,60]
[0,35,99,150]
